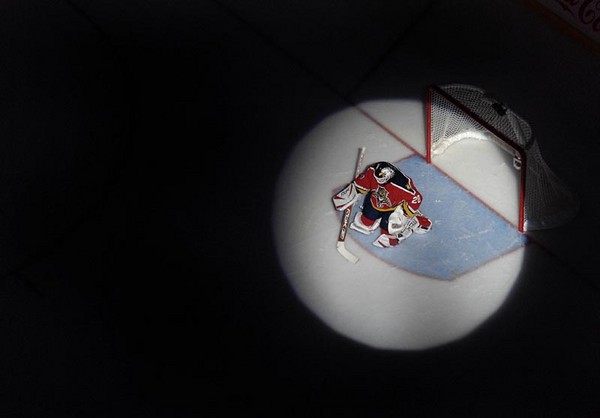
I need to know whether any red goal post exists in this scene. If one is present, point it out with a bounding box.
[426,83,579,232]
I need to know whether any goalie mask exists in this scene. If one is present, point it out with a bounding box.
[374,162,395,184]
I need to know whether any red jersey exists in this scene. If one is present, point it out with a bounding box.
[353,165,423,216]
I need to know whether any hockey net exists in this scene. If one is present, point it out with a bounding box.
[426,83,578,232]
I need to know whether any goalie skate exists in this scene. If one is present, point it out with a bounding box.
[372,227,413,248]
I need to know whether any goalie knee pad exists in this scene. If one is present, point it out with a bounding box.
[350,212,380,235]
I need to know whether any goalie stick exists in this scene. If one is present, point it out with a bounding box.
[336,146,366,263]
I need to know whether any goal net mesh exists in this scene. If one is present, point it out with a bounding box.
[427,83,578,231]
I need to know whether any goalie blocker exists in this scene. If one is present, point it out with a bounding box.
[332,161,431,248]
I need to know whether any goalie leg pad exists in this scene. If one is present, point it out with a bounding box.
[372,233,399,248]
[373,228,413,248]
[388,205,432,235]
[372,228,413,248]
[396,227,413,242]
[350,211,380,235]
[387,206,409,235]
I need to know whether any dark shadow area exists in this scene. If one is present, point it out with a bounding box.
[1,0,599,416]
[0,0,351,416]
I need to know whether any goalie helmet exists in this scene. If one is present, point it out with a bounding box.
[373,162,396,184]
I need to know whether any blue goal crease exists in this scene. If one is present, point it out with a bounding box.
[347,155,528,281]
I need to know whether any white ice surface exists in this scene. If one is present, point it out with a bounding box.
[273,101,524,350]
[358,100,522,227]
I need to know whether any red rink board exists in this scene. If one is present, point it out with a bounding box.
[528,0,600,53]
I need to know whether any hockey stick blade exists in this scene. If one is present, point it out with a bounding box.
[336,241,359,264]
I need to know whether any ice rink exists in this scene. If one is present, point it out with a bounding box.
[273,99,529,350]
[1,0,599,415]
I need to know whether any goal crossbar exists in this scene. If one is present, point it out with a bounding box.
[426,83,578,232]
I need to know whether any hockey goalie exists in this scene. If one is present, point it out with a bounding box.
[332,161,432,248]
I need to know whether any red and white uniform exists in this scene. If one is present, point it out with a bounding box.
[332,161,432,248]
[354,165,423,217]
